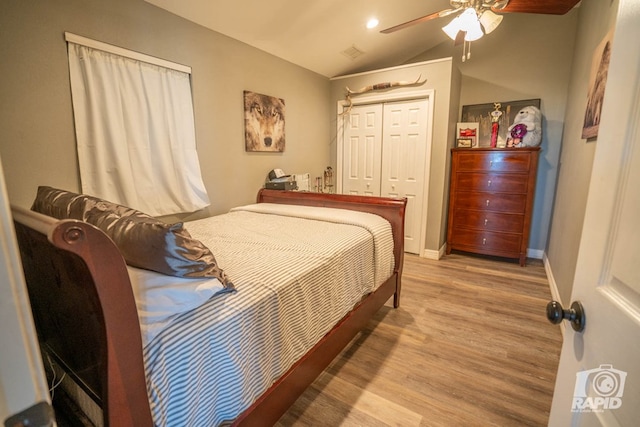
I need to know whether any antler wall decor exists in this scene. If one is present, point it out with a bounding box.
[341,75,427,115]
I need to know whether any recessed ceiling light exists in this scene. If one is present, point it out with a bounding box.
[366,18,379,29]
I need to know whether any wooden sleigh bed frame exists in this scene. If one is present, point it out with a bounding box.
[12,188,406,426]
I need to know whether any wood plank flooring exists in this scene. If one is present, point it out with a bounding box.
[276,253,563,426]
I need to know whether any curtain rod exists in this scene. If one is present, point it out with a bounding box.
[64,32,191,74]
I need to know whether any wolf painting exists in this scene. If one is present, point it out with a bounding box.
[244,91,285,152]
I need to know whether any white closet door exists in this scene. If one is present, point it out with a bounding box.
[381,99,429,254]
[341,104,383,196]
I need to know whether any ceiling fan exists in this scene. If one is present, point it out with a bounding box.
[380,0,581,35]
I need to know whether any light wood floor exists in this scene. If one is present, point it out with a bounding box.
[277,253,563,427]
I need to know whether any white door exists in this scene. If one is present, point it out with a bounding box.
[341,99,430,254]
[381,99,429,254]
[0,157,51,422]
[341,103,383,197]
[549,1,639,425]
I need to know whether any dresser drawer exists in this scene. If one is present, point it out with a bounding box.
[456,151,532,172]
[456,172,529,193]
[453,209,524,233]
[453,192,527,213]
[449,228,522,254]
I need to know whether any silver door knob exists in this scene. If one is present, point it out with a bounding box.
[546,300,585,332]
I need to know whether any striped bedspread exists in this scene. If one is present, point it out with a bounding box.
[143,203,395,426]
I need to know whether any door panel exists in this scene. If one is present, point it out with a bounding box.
[342,104,382,196]
[381,100,429,254]
[0,158,51,421]
[549,1,639,424]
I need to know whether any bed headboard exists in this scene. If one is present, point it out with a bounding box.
[11,205,153,427]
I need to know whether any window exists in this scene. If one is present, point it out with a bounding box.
[66,33,209,216]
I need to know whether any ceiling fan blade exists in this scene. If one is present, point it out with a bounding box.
[380,9,452,34]
[493,0,581,15]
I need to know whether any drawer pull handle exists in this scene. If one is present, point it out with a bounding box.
[487,180,492,187]
[484,218,488,226]
[482,238,487,245]
[486,199,490,206]
[489,160,493,167]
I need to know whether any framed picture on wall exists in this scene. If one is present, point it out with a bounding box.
[461,99,541,147]
[582,30,613,139]
[244,90,286,152]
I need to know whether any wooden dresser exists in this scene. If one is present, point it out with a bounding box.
[446,147,540,266]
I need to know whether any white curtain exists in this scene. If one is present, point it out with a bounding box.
[67,41,210,216]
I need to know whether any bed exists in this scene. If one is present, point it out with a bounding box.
[12,187,406,426]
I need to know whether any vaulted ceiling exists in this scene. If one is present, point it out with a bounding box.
[144,0,580,78]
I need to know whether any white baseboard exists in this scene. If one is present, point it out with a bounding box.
[543,252,565,340]
[527,248,544,259]
[421,245,545,263]
[542,252,562,303]
[422,243,446,260]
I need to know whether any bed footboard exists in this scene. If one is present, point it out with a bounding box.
[11,206,153,427]
[234,189,407,426]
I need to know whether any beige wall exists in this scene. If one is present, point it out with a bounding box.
[0,0,330,221]
[329,59,460,255]
[546,0,620,303]
[0,0,614,298]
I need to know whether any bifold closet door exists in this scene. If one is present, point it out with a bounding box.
[341,99,429,254]
[341,103,383,196]
[381,99,429,254]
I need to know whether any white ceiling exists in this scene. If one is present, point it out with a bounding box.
[144,0,581,78]
[144,0,456,78]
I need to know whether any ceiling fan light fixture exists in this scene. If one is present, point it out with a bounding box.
[479,10,503,34]
[442,15,463,40]
[458,7,484,41]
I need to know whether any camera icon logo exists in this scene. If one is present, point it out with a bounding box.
[572,364,626,412]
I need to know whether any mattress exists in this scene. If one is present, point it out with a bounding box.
[140,203,395,426]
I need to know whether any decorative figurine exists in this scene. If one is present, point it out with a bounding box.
[323,166,334,193]
[490,102,503,148]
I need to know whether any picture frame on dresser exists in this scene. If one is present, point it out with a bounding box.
[456,122,479,147]
[456,138,473,148]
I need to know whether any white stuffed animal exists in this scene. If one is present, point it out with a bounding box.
[507,105,542,147]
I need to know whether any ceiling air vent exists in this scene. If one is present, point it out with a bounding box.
[341,45,365,60]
